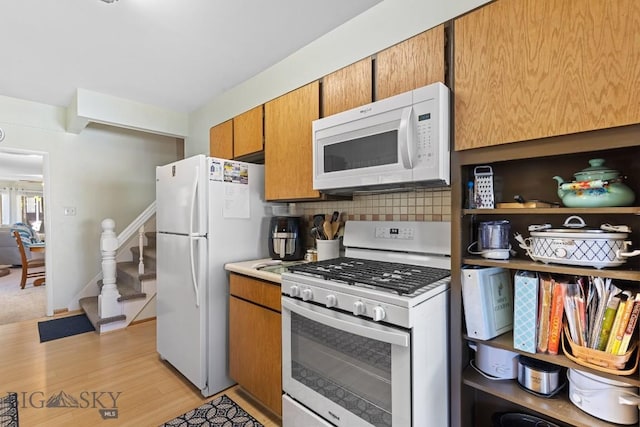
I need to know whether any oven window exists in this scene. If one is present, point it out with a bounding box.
[323,130,398,173]
[290,312,392,427]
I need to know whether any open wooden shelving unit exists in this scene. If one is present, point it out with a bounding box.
[450,126,640,426]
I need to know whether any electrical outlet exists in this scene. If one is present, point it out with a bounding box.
[63,207,76,216]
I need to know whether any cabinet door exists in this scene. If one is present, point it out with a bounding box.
[375,25,446,100]
[209,119,233,159]
[229,296,282,416]
[233,105,264,158]
[265,81,320,201]
[454,0,640,151]
[322,58,372,117]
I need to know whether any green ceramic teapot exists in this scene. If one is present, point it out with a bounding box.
[552,158,635,207]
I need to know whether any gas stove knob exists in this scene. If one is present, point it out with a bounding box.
[289,285,300,297]
[372,306,386,322]
[301,289,313,301]
[353,301,366,316]
[326,294,337,308]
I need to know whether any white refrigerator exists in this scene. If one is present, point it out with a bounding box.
[155,154,269,397]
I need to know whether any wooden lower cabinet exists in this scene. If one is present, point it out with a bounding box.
[228,274,282,416]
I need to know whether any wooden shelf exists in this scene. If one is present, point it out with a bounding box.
[464,332,640,387]
[463,207,640,215]
[462,257,640,282]
[463,366,617,427]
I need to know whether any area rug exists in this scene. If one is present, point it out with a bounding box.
[0,392,19,427]
[37,314,95,343]
[159,394,263,427]
[0,267,46,325]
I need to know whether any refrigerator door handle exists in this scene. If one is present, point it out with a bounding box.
[189,235,203,307]
[189,165,199,236]
[189,166,201,307]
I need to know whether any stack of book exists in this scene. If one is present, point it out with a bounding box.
[513,272,640,358]
[578,278,640,356]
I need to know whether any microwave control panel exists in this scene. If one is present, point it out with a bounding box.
[414,99,436,168]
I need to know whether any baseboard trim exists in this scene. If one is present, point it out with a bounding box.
[129,316,156,326]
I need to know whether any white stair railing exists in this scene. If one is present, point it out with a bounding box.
[97,201,156,320]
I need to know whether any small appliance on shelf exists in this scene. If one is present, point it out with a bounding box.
[467,220,512,260]
[267,215,304,261]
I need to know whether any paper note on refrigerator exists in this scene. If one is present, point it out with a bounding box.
[222,161,250,218]
[223,182,250,218]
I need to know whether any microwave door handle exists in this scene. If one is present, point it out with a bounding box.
[398,106,415,169]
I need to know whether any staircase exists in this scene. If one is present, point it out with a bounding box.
[79,230,157,334]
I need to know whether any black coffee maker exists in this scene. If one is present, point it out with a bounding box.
[268,216,304,260]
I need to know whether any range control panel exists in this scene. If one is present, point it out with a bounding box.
[375,226,415,240]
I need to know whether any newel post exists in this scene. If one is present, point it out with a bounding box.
[99,218,122,318]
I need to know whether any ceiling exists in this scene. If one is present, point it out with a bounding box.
[0,0,381,182]
[0,0,381,114]
[0,152,43,182]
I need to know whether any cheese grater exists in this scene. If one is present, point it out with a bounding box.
[474,166,495,209]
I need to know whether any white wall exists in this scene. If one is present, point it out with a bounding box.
[0,95,180,311]
[187,0,491,155]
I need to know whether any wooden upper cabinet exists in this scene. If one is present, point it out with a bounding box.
[376,25,446,100]
[209,119,233,159]
[233,105,264,158]
[322,58,372,117]
[265,81,320,201]
[454,0,640,151]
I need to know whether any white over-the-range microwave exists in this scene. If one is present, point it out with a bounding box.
[312,82,450,194]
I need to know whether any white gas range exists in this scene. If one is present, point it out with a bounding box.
[281,220,452,427]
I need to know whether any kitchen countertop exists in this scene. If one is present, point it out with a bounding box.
[224,258,307,284]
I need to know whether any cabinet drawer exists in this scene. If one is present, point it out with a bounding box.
[229,273,281,312]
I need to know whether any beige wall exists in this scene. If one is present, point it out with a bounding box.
[0,94,181,312]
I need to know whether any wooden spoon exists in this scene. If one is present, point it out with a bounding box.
[331,221,341,239]
[323,220,334,240]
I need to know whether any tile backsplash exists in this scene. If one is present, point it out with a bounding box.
[277,188,451,250]
[291,188,452,222]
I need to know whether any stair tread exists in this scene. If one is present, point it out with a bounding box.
[78,296,126,328]
[131,247,156,257]
[97,281,147,301]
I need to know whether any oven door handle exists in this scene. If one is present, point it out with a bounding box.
[282,298,409,347]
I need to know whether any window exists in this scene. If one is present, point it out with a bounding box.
[0,187,44,230]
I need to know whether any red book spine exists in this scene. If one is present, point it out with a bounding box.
[547,281,566,355]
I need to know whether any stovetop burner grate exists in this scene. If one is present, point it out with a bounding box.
[287,257,450,295]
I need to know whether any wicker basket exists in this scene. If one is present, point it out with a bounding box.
[562,325,639,375]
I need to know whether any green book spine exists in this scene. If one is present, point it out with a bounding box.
[596,296,620,351]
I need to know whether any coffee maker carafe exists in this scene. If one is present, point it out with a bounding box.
[268,216,304,260]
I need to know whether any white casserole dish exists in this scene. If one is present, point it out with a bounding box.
[515,216,640,269]
[568,368,640,425]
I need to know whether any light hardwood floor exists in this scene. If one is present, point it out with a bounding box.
[0,315,282,426]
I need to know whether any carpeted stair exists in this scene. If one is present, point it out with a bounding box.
[79,232,156,332]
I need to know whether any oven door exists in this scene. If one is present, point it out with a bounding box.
[282,297,411,427]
